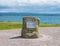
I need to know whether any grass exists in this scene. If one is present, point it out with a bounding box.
[0,22,22,30]
[39,24,60,27]
[0,22,60,30]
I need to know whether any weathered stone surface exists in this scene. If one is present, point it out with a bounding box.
[21,17,40,38]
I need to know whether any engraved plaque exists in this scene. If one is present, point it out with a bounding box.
[27,21,37,28]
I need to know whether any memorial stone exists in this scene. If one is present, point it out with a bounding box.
[21,17,40,38]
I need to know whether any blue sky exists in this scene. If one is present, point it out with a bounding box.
[0,0,60,13]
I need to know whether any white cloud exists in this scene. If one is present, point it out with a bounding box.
[0,0,60,13]
[16,0,60,6]
[0,0,60,6]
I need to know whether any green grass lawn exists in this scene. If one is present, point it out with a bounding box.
[39,24,60,27]
[0,22,60,30]
[0,22,22,30]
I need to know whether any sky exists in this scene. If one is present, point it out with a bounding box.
[0,0,60,13]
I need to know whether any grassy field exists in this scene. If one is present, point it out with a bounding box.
[0,22,22,30]
[39,24,60,27]
[0,22,60,30]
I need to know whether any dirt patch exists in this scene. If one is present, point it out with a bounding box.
[0,27,60,46]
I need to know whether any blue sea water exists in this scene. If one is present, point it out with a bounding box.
[0,13,60,24]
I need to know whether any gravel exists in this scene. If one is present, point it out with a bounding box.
[0,27,60,46]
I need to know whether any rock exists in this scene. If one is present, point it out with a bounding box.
[21,16,40,38]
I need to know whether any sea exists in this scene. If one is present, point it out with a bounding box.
[0,13,60,24]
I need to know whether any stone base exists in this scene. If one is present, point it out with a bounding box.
[21,30,39,38]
